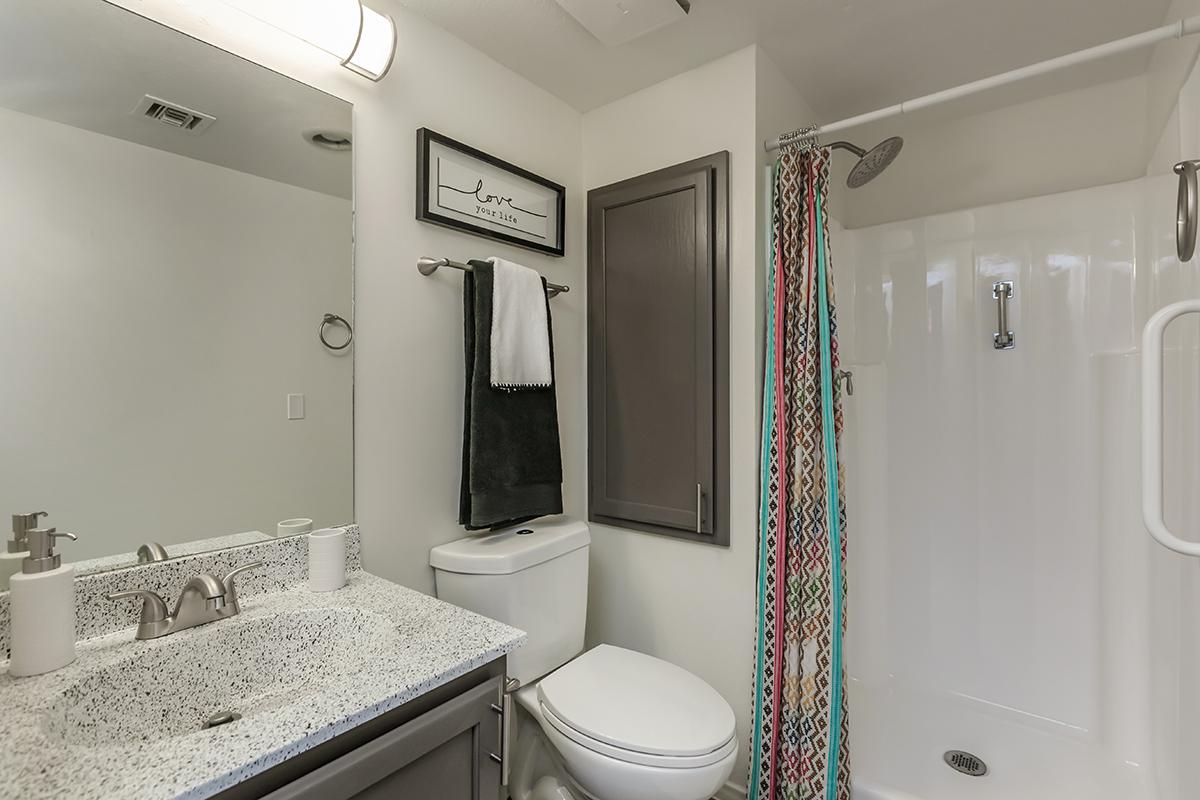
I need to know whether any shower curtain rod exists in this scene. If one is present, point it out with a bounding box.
[765,15,1200,152]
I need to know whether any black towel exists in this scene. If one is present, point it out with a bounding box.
[459,260,563,530]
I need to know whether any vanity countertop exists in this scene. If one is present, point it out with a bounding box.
[0,571,525,800]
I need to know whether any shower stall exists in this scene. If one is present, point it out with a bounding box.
[833,170,1200,800]
[756,16,1200,798]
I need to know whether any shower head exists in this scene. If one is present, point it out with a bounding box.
[829,136,904,188]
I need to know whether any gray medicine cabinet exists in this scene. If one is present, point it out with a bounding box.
[587,152,730,546]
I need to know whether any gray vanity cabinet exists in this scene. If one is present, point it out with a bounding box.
[213,661,506,800]
[262,676,503,799]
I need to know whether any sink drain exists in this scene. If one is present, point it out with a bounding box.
[943,750,987,777]
[203,711,242,730]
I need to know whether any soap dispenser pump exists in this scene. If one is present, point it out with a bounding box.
[1,512,47,592]
[9,527,78,677]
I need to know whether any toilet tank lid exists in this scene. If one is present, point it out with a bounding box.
[429,517,590,575]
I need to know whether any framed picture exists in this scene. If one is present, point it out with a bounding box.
[416,128,566,257]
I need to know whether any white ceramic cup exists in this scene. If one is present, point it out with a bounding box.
[277,518,314,538]
[308,528,346,592]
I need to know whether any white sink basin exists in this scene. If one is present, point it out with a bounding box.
[40,607,402,746]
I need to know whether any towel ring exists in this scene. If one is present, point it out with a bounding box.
[319,313,353,350]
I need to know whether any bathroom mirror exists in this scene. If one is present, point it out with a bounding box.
[0,0,354,578]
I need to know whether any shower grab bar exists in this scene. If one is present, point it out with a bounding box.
[992,281,1015,350]
[1142,300,1200,557]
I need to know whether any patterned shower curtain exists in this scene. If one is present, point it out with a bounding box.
[748,145,850,800]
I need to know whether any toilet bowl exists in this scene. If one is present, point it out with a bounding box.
[510,645,737,800]
[429,518,737,800]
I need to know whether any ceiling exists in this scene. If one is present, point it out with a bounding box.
[398,0,1174,119]
[0,0,352,198]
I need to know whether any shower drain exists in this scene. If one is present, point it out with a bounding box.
[943,750,988,777]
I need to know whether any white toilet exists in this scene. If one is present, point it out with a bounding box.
[430,517,737,800]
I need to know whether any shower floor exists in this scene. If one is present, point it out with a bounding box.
[847,680,1152,800]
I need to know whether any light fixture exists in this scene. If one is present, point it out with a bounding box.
[220,0,396,81]
[344,5,396,80]
[304,129,353,151]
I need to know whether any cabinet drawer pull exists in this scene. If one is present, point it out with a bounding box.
[489,752,503,764]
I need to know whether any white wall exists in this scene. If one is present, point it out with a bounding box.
[838,74,1151,229]
[0,106,352,561]
[580,45,808,791]
[105,0,588,593]
[1145,0,1200,161]
[831,1,1200,231]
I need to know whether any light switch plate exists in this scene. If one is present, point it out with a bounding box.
[553,0,689,46]
[287,393,305,420]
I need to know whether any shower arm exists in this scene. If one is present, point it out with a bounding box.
[827,141,866,158]
[766,15,1200,151]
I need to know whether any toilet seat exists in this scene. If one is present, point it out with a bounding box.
[536,644,737,767]
[540,700,737,769]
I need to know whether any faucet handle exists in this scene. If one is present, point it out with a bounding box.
[222,561,264,612]
[136,542,169,563]
[105,588,170,625]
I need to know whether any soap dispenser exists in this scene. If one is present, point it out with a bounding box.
[1,512,47,592]
[9,527,78,677]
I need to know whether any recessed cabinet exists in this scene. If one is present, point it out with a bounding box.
[587,153,730,546]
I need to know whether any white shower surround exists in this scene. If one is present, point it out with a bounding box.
[835,172,1200,800]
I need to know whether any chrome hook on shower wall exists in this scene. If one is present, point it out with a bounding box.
[835,369,854,396]
[1176,160,1200,262]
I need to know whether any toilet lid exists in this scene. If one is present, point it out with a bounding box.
[536,644,736,758]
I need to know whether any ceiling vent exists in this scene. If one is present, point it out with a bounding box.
[553,0,689,46]
[132,95,216,134]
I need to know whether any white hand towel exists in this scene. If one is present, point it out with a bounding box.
[488,256,553,389]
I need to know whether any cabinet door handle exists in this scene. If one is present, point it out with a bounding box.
[695,483,703,533]
[488,752,503,764]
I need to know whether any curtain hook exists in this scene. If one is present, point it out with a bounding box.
[778,125,819,153]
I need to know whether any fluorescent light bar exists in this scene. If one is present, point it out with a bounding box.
[220,0,396,81]
[344,5,396,81]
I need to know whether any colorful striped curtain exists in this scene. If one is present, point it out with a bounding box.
[749,145,850,800]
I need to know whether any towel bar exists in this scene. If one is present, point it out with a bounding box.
[417,257,569,298]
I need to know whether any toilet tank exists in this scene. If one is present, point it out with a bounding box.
[430,518,590,685]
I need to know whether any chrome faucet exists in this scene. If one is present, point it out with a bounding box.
[105,561,264,640]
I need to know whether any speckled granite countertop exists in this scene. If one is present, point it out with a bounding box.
[73,530,272,576]
[0,571,525,800]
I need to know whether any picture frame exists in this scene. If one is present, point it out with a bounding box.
[416,128,566,257]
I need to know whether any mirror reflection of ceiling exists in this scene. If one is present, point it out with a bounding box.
[0,0,351,199]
